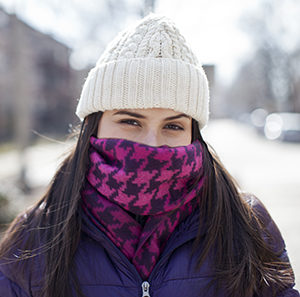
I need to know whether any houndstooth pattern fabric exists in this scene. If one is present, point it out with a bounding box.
[81,136,205,280]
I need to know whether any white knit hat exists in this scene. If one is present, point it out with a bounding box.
[76,13,210,129]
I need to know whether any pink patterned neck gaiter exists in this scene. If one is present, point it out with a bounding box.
[81,136,205,280]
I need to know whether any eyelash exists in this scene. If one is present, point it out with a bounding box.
[118,119,184,131]
[164,124,184,131]
[119,119,140,126]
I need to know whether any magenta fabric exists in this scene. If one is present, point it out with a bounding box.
[81,136,205,280]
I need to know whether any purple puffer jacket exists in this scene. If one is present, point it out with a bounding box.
[0,195,299,297]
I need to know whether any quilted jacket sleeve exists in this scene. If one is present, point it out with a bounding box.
[246,194,300,297]
[0,270,29,297]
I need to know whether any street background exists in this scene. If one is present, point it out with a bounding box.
[0,0,300,291]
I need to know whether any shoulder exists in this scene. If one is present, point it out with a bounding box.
[241,192,285,254]
[242,194,300,297]
[0,269,30,297]
[0,211,44,295]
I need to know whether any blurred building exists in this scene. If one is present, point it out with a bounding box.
[0,7,80,144]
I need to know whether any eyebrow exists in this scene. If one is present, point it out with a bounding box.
[113,110,190,121]
[164,114,190,121]
[113,110,146,119]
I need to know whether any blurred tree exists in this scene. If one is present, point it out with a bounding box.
[10,0,158,68]
[36,0,145,69]
[227,0,300,115]
[8,0,145,69]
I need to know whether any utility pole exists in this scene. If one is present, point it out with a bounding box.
[143,0,156,17]
[10,10,32,193]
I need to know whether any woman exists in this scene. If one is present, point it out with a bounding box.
[0,13,299,297]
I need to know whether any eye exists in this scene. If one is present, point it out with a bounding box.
[119,119,141,127]
[164,123,184,131]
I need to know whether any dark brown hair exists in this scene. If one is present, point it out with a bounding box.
[0,111,294,297]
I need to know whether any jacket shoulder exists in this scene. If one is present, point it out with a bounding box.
[0,269,30,297]
[241,192,285,255]
[0,211,44,296]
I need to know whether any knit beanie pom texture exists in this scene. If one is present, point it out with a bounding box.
[76,13,210,129]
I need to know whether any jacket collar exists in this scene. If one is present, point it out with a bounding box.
[80,206,205,281]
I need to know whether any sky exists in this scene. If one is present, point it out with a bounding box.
[0,0,296,85]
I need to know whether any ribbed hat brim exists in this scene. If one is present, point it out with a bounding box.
[76,58,209,129]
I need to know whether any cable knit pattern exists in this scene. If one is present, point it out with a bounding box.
[76,13,210,129]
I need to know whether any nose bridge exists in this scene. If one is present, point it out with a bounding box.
[144,127,160,147]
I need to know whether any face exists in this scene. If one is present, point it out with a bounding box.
[97,108,192,147]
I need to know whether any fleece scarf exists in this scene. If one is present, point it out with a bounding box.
[81,136,205,280]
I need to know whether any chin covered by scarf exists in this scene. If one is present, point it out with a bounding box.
[81,136,205,280]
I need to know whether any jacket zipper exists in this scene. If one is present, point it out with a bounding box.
[138,229,198,296]
[141,281,150,297]
[82,209,200,295]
